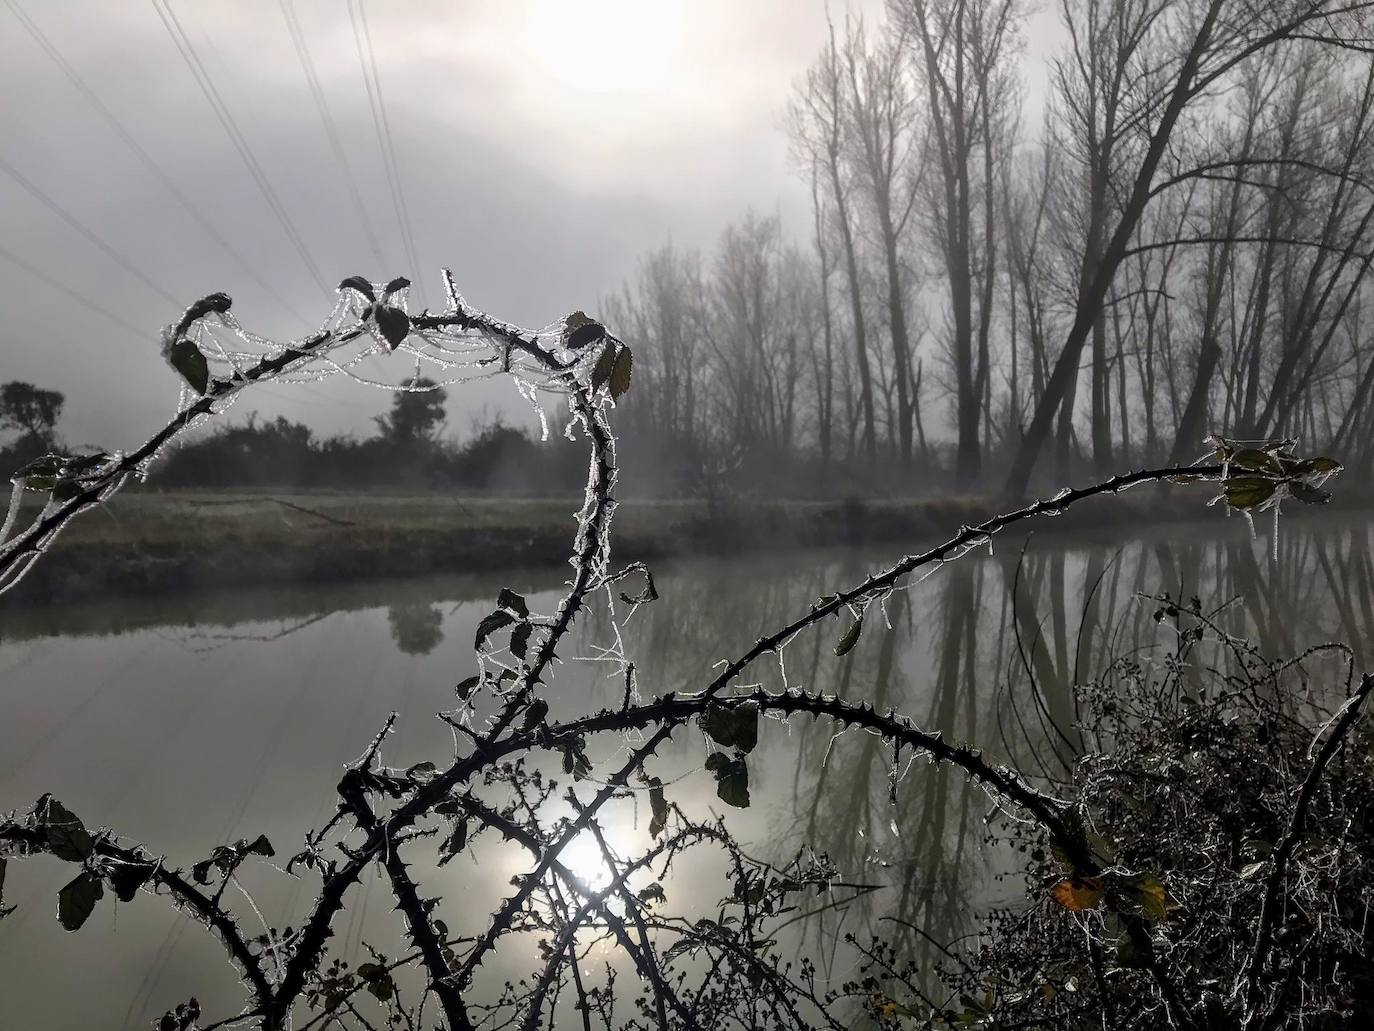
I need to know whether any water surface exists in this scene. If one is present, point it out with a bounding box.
[1,511,1370,1028]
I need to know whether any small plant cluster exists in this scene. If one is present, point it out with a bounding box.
[0,276,1368,1030]
[847,599,1374,1030]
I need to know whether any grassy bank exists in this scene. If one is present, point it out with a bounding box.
[0,484,1351,606]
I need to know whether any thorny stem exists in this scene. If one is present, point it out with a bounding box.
[0,822,274,1010]
[1,270,1354,1031]
[1243,672,1374,1029]
[338,779,469,1031]
[0,298,365,593]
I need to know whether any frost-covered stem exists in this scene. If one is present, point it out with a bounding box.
[338,783,469,1031]
[446,710,689,994]
[277,282,620,1029]
[420,791,692,1030]
[419,272,618,694]
[521,389,616,691]
[0,295,364,594]
[516,825,720,1031]
[1244,672,1374,1030]
[569,796,677,1031]
[0,821,273,1010]
[702,463,1230,703]
[551,687,1079,865]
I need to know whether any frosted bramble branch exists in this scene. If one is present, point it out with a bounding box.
[0,276,1363,1031]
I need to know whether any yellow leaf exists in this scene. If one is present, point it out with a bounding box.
[1122,873,1171,921]
[1050,876,1105,912]
[874,995,917,1019]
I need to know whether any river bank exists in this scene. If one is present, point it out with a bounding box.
[0,484,1356,606]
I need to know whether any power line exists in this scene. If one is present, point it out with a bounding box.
[0,241,149,341]
[0,154,181,308]
[149,0,331,296]
[280,0,387,268]
[349,0,425,301]
[3,0,309,324]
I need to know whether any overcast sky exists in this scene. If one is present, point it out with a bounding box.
[0,0,923,449]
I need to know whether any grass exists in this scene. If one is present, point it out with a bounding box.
[0,483,1325,606]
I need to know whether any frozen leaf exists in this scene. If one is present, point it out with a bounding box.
[51,480,83,503]
[876,997,919,1018]
[1049,876,1104,912]
[561,738,592,780]
[1115,935,1147,969]
[1229,448,1282,474]
[834,615,863,656]
[563,311,605,350]
[1121,873,1171,921]
[1223,477,1277,510]
[374,306,410,349]
[355,962,395,1001]
[168,339,210,395]
[455,675,480,700]
[438,819,468,867]
[521,698,549,731]
[510,622,532,661]
[474,610,516,649]
[609,346,633,399]
[591,341,617,393]
[496,587,529,618]
[648,777,669,838]
[710,756,750,808]
[700,701,759,754]
[382,276,410,297]
[406,762,437,783]
[566,751,591,780]
[338,276,376,302]
[1240,861,1268,881]
[1289,481,1331,505]
[57,871,102,931]
[108,859,157,903]
[39,798,93,862]
[1298,456,1342,474]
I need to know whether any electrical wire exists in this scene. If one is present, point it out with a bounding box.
[0,154,182,308]
[4,0,311,324]
[149,0,331,296]
[349,0,425,302]
[279,0,387,268]
[0,242,149,341]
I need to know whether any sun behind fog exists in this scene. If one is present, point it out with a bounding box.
[524,0,686,93]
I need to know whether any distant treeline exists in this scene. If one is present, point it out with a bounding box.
[0,375,915,499]
[154,412,589,493]
[150,410,867,498]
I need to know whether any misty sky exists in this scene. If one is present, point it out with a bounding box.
[1,0,920,449]
[0,0,1059,459]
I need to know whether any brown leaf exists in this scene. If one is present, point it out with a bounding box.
[1049,876,1104,912]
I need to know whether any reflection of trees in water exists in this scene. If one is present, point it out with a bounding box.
[387,603,444,655]
[575,521,1374,987]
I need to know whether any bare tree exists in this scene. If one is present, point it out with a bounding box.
[840,16,926,468]
[1007,0,1374,492]
[890,0,1022,484]
[790,22,880,468]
